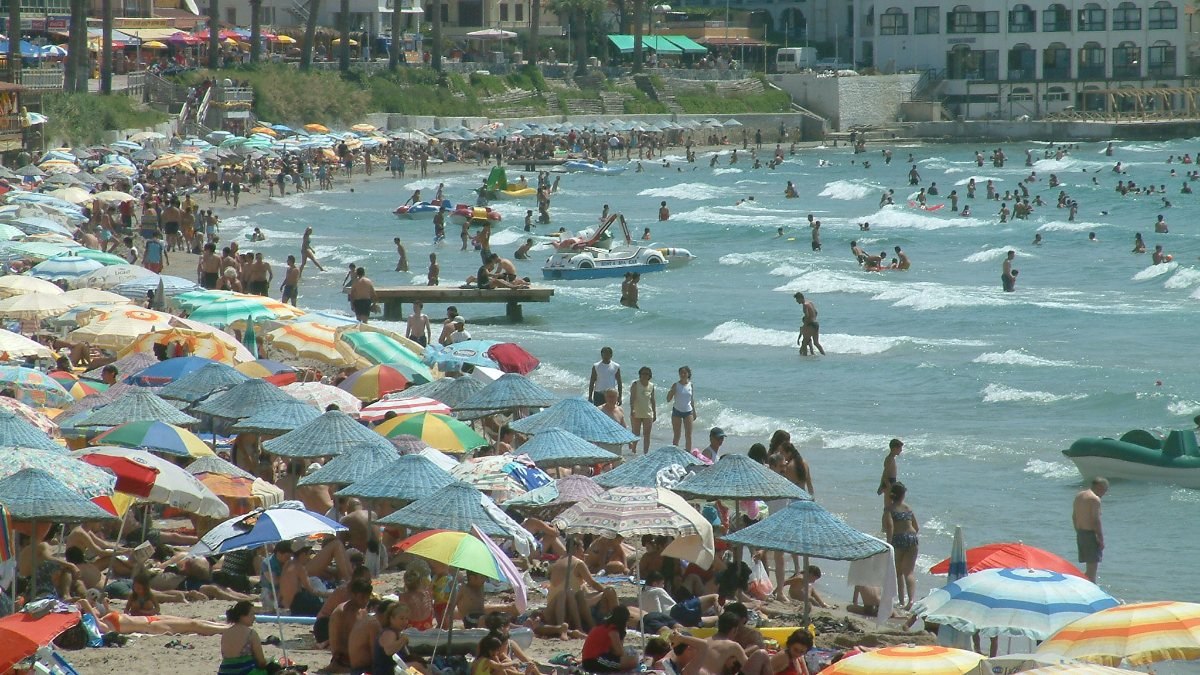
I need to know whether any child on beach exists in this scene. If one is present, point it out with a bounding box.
[397,560,436,630]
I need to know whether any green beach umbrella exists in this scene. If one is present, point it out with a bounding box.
[340,331,426,371]
[173,289,236,312]
[187,297,280,328]
[73,248,130,266]
[374,412,488,453]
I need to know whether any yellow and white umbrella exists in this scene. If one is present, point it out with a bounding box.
[66,308,176,349]
[265,322,360,368]
[350,123,376,133]
[148,154,197,172]
[1038,601,1200,666]
[61,288,133,305]
[47,187,93,204]
[0,276,65,298]
[821,645,985,675]
[91,190,135,204]
[0,293,78,320]
[37,159,80,175]
[118,327,255,364]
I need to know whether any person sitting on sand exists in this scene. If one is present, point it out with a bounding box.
[584,535,631,576]
[581,607,640,674]
[347,598,389,674]
[666,613,759,675]
[779,566,833,609]
[125,573,162,616]
[640,572,720,628]
[219,601,271,675]
[485,617,542,675]
[544,543,620,631]
[397,560,437,630]
[456,572,518,628]
[327,578,373,673]
[847,585,884,617]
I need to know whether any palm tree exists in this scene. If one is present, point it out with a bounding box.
[338,0,351,71]
[7,0,20,85]
[547,0,601,76]
[430,0,442,72]
[101,0,114,93]
[301,0,321,70]
[525,0,540,66]
[207,0,221,69]
[249,0,263,64]
[70,0,88,92]
[631,0,644,73]
[389,0,402,69]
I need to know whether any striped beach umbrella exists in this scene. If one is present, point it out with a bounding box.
[912,568,1118,641]
[265,322,359,368]
[0,366,73,407]
[92,420,215,458]
[119,327,256,365]
[931,542,1085,578]
[394,529,504,580]
[280,382,362,414]
[1037,601,1200,666]
[0,275,64,298]
[822,646,985,675]
[191,501,346,556]
[375,412,487,453]
[358,396,451,423]
[337,364,421,402]
[30,254,102,283]
[339,331,427,373]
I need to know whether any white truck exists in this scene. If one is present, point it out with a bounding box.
[775,47,819,72]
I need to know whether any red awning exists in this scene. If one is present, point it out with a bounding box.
[701,37,766,47]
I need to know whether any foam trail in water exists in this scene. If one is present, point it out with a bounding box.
[818,180,885,201]
[637,183,733,201]
[1132,262,1177,281]
[982,383,1084,404]
[973,350,1077,368]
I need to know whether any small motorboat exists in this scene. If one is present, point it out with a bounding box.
[448,204,503,227]
[393,201,442,220]
[1063,429,1200,488]
[563,159,626,174]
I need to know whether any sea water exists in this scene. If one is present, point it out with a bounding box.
[223,139,1200,618]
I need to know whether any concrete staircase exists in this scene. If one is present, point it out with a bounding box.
[481,88,549,117]
[564,97,604,115]
[599,91,631,114]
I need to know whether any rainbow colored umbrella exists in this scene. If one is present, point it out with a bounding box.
[1038,601,1200,666]
[92,420,215,458]
[66,379,105,400]
[46,369,78,390]
[338,364,419,402]
[821,645,985,675]
[394,529,504,580]
[0,365,73,407]
[340,331,429,375]
[375,412,487,453]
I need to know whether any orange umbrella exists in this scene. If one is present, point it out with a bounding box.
[118,327,255,364]
[1038,601,1200,666]
[194,473,283,516]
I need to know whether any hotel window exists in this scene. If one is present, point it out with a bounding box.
[1007,44,1035,79]
[914,6,939,34]
[1149,41,1176,76]
[1043,3,1069,31]
[947,5,997,33]
[1008,86,1033,102]
[1112,41,1140,77]
[515,3,523,21]
[1079,41,1106,77]
[1043,85,1069,101]
[1077,3,1105,30]
[947,45,999,79]
[1043,42,1070,78]
[879,7,908,35]
[1149,1,1176,29]
[1008,4,1035,32]
[1112,1,1141,29]
[500,3,509,20]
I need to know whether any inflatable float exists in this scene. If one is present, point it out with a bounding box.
[494,185,537,199]
[449,205,503,227]
[658,247,696,268]
[255,615,317,625]
[563,159,626,175]
[1063,429,1200,488]
[689,626,806,644]
[907,200,944,211]
[394,201,443,220]
[403,627,533,656]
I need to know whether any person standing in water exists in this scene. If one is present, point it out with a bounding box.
[794,293,825,356]
[877,439,903,500]
[1001,250,1016,292]
[1073,477,1108,582]
[300,227,325,272]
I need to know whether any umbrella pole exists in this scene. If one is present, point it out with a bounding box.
[267,568,289,664]
[432,569,460,663]
[29,519,37,604]
[801,554,811,625]
[561,538,572,630]
[636,549,644,652]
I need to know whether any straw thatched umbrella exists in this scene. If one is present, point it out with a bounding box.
[516,427,620,469]
[377,482,522,540]
[228,401,322,435]
[674,454,812,501]
[0,409,65,453]
[295,441,398,488]
[454,373,558,413]
[335,454,455,503]
[504,475,605,519]
[193,379,299,419]
[509,397,638,445]
[390,377,485,409]
[263,410,395,459]
[157,362,249,403]
[594,445,703,488]
[75,388,199,428]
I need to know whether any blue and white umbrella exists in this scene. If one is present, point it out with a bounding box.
[112,274,202,299]
[912,567,1119,641]
[190,500,346,555]
[1,215,75,236]
[30,254,103,282]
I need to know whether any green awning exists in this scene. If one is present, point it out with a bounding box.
[607,34,635,53]
[664,35,707,54]
[646,36,682,54]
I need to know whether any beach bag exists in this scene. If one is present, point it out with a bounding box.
[748,560,774,600]
[80,612,104,648]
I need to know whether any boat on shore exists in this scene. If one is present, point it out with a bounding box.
[1063,429,1200,488]
[563,159,626,175]
[394,200,444,220]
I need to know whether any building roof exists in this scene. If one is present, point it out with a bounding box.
[701,36,766,47]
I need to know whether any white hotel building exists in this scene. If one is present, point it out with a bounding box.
[853,0,1197,119]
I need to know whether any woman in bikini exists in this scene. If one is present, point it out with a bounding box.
[882,482,919,608]
[397,560,436,631]
[125,573,160,616]
[767,630,813,675]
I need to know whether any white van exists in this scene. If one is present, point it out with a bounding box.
[775,47,818,72]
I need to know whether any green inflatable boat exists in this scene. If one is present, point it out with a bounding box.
[1063,429,1200,488]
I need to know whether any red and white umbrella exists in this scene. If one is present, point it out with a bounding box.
[360,396,451,422]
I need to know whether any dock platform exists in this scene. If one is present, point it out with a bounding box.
[374,286,555,322]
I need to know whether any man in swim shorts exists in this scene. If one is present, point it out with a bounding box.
[348,267,376,323]
[1072,477,1108,581]
[794,293,825,356]
[281,255,300,305]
